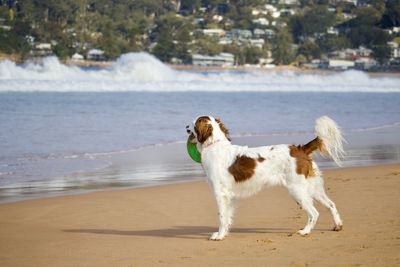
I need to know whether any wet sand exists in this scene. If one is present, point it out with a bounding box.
[0,163,399,266]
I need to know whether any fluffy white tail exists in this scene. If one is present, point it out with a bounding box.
[315,116,345,166]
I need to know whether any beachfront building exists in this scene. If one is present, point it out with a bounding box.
[249,39,265,48]
[30,43,52,57]
[319,59,355,70]
[200,29,226,38]
[388,42,400,59]
[87,49,105,61]
[252,18,269,26]
[71,53,84,61]
[192,53,234,67]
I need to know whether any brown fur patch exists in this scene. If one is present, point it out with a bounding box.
[195,116,213,144]
[289,137,325,178]
[228,155,264,182]
[289,145,316,178]
[215,118,231,141]
[228,155,256,182]
[302,137,324,155]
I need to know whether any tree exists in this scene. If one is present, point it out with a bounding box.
[0,20,31,59]
[289,5,336,42]
[383,0,400,27]
[372,44,392,65]
[152,27,175,62]
[175,26,192,63]
[193,36,222,56]
[98,20,121,58]
[346,6,390,49]
[317,34,350,53]
[243,46,263,64]
[271,28,295,65]
[297,40,321,62]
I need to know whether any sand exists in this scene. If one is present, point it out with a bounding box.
[0,163,399,266]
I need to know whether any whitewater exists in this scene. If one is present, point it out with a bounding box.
[1,52,400,203]
[0,52,399,92]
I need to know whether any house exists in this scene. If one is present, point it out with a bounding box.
[280,9,296,16]
[279,0,299,5]
[354,58,377,70]
[340,0,357,6]
[71,53,84,61]
[30,43,52,57]
[252,18,269,26]
[356,46,372,58]
[36,43,51,50]
[218,37,233,45]
[319,59,355,70]
[264,29,275,38]
[201,29,226,38]
[253,28,266,38]
[249,39,265,48]
[87,49,105,61]
[212,15,223,22]
[388,42,400,59]
[327,27,339,35]
[231,29,252,40]
[192,53,234,67]
[252,9,267,16]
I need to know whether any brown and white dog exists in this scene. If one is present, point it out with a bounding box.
[186,116,344,240]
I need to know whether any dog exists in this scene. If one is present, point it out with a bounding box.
[186,115,344,240]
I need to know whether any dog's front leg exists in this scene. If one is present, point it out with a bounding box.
[210,191,233,241]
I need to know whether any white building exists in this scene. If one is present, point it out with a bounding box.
[252,18,269,26]
[320,59,355,70]
[71,53,84,61]
[388,42,400,59]
[87,49,105,61]
[249,39,265,48]
[201,29,226,37]
[192,53,234,67]
[36,43,51,50]
[279,0,299,5]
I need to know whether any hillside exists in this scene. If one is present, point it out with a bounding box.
[0,0,399,67]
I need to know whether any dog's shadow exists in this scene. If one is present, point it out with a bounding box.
[63,226,293,240]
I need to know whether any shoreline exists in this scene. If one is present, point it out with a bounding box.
[0,163,399,266]
[0,161,395,207]
[1,55,399,76]
[1,123,399,204]
[66,59,400,76]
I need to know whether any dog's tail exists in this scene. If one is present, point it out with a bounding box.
[303,116,345,166]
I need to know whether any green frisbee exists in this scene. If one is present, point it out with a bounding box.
[186,138,201,163]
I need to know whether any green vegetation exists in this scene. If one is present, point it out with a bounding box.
[0,0,399,66]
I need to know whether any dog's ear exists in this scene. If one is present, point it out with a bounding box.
[195,117,213,144]
[215,118,231,141]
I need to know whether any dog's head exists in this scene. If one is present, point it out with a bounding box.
[186,116,231,145]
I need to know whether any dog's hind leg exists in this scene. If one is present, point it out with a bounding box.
[313,182,343,231]
[288,185,319,236]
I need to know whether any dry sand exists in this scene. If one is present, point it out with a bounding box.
[0,164,399,266]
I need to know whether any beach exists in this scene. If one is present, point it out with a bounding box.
[0,163,399,266]
[1,53,400,266]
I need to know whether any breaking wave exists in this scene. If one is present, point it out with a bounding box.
[0,52,399,92]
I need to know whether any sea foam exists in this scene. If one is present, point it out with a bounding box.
[0,52,399,92]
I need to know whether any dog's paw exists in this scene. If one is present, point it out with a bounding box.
[332,224,343,231]
[297,229,310,236]
[209,232,225,241]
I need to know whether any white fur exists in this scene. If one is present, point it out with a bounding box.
[188,116,344,240]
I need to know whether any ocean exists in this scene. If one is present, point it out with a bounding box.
[1,52,400,202]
